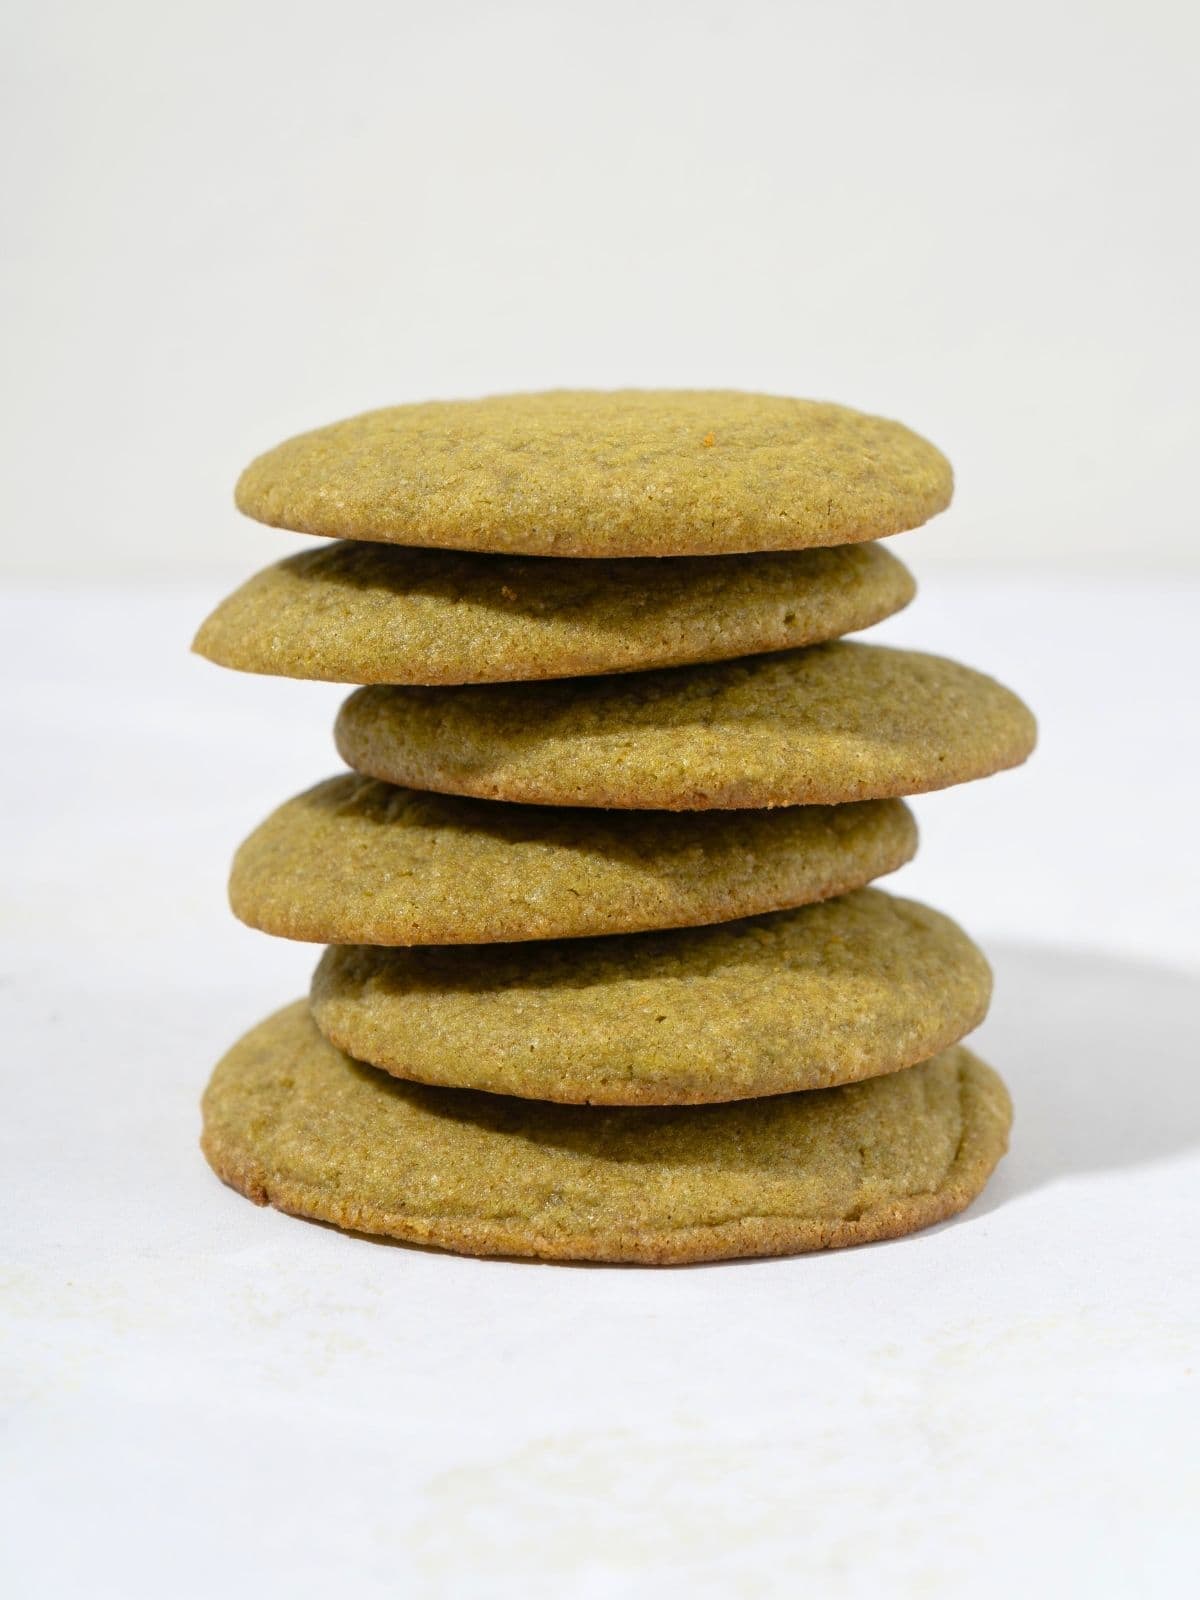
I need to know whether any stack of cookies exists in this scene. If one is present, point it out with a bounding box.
[196,391,1035,1265]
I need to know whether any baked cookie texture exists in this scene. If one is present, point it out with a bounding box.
[192,540,915,685]
[335,642,1038,811]
[199,390,1025,1260]
[201,1003,1011,1265]
[310,888,992,1104]
[229,775,917,946]
[234,391,953,558]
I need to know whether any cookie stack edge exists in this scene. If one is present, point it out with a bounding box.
[196,390,1033,1264]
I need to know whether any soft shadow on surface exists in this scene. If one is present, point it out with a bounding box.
[968,940,1200,1212]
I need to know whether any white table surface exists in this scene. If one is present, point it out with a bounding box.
[3,570,1198,1598]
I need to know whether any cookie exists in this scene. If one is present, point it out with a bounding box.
[229,775,916,945]
[336,642,1037,811]
[234,391,952,558]
[310,888,992,1104]
[201,1002,1011,1264]
[192,540,914,685]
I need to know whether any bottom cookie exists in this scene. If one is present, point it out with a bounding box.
[200,1002,1012,1265]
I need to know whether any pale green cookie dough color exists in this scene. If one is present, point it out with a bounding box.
[192,540,914,685]
[200,1003,1012,1265]
[311,888,992,1104]
[229,775,917,946]
[335,642,1037,811]
[234,390,953,558]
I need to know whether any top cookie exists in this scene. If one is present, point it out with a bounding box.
[234,391,952,558]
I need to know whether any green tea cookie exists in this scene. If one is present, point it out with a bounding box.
[235,391,952,558]
[311,888,992,1104]
[193,540,914,685]
[336,642,1037,811]
[201,1003,1011,1264]
[229,775,916,945]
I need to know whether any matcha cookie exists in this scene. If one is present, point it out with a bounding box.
[336,642,1037,811]
[193,540,914,685]
[201,1003,1011,1264]
[311,888,992,1104]
[229,775,916,945]
[235,391,952,558]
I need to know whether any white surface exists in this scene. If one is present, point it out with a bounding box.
[4,0,1199,579]
[2,574,1198,1598]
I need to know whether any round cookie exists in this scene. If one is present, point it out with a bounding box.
[336,642,1038,811]
[311,888,992,1104]
[201,1002,1012,1265]
[234,390,953,558]
[192,540,914,686]
[229,775,916,946]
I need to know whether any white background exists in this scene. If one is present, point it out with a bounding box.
[3,0,1198,580]
[2,4,1198,1598]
